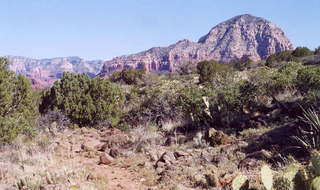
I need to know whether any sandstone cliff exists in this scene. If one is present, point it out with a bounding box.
[7,56,104,89]
[99,14,293,76]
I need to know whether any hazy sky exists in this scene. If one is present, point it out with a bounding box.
[0,0,319,60]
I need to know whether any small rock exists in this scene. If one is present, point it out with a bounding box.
[146,149,160,162]
[122,150,134,157]
[99,153,114,165]
[219,173,235,187]
[95,143,108,152]
[237,141,249,149]
[156,161,166,168]
[201,151,214,162]
[174,150,188,158]
[157,151,176,165]
[140,178,146,182]
[205,128,233,146]
[109,148,120,158]
[81,143,94,152]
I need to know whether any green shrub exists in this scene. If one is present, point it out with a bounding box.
[271,63,302,92]
[178,80,259,129]
[292,47,314,57]
[197,61,233,83]
[266,50,297,67]
[246,65,299,98]
[0,57,37,143]
[230,57,253,71]
[110,68,146,85]
[122,80,184,127]
[178,85,212,127]
[315,47,320,55]
[248,67,275,94]
[209,80,258,128]
[302,55,320,66]
[40,72,124,126]
[178,61,197,75]
[296,66,320,94]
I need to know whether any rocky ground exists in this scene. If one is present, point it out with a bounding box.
[0,124,279,190]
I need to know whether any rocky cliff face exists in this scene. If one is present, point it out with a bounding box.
[99,14,293,77]
[7,56,104,89]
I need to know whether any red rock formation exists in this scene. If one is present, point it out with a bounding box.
[98,14,293,77]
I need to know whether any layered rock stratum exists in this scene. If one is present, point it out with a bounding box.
[98,14,293,76]
[7,56,104,89]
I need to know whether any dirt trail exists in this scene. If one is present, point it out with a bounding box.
[75,153,148,190]
[56,128,151,190]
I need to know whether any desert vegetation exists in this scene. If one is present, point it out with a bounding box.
[2,46,320,189]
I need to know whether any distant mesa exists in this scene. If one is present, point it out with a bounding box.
[7,14,293,88]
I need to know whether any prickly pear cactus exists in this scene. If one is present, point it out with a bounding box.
[294,167,314,190]
[248,184,266,190]
[283,163,300,181]
[273,163,300,190]
[311,151,320,176]
[261,165,273,190]
[232,175,249,190]
[311,176,320,190]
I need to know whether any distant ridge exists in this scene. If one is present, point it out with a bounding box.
[7,56,104,89]
[99,14,293,76]
[6,14,294,88]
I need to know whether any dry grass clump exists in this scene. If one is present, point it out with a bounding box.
[0,131,106,190]
[128,124,164,152]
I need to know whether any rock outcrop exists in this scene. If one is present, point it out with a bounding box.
[7,56,104,89]
[99,14,293,77]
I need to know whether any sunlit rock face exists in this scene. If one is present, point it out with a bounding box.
[7,56,104,89]
[99,14,293,77]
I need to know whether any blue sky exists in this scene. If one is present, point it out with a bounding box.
[0,0,319,60]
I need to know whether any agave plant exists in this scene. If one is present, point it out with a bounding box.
[291,108,320,151]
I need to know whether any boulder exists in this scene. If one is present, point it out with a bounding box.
[174,150,188,158]
[99,153,114,165]
[205,128,233,146]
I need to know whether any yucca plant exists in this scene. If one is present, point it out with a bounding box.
[291,107,320,151]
